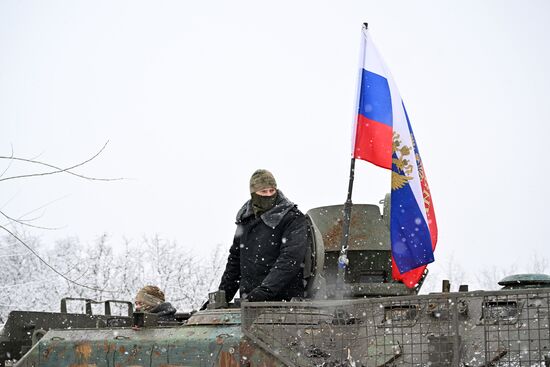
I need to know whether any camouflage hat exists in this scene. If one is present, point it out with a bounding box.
[250,169,277,194]
[135,285,165,310]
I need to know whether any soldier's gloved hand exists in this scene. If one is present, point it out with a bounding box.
[246,287,272,302]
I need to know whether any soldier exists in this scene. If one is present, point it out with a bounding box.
[218,169,308,302]
[134,285,177,321]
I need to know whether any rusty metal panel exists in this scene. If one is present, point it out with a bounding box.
[14,323,286,367]
[306,204,389,252]
[16,326,238,366]
[0,310,133,365]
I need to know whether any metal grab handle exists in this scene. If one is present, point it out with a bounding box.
[31,329,47,346]
[60,298,134,316]
[104,300,134,316]
[60,298,99,315]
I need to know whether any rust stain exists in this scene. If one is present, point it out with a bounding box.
[103,341,116,353]
[324,214,368,251]
[219,351,239,367]
[215,336,224,345]
[118,345,126,354]
[42,346,52,360]
[125,345,140,363]
[324,217,343,250]
[74,343,93,361]
[239,340,282,367]
[239,340,255,358]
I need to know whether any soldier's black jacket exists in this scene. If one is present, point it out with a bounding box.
[219,191,307,302]
[150,302,177,321]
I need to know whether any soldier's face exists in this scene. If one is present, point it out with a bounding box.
[255,187,276,197]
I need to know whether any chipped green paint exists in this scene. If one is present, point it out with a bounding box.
[15,309,284,367]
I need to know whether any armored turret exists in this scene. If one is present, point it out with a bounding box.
[306,201,418,299]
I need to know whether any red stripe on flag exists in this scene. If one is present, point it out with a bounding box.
[421,174,438,251]
[353,114,393,169]
[392,258,426,288]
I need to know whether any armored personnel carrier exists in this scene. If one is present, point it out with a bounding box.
[3,200,550,366]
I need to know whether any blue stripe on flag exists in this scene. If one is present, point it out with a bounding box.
[358,69,393,127]
[390,180,434,273]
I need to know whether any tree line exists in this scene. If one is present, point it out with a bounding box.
[2,228,549,325]
[0,230,225,323]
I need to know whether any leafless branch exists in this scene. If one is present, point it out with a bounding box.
[0,210,62,230]
[0,224,118,294]
[10,195,70,226]
[0,144,14,179]
[0,141,124,182]
[0,195,72,229]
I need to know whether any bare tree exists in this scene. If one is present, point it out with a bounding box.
[475,263,518,291]
[0,142,125,297]
[0,230,227,322]
[529,252,549,274]
[179,244,225,310]
[0,144,228,323]
[112,237,146,299]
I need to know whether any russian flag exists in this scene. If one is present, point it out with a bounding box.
[352,25,438,288]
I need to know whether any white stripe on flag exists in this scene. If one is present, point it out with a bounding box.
[363,29,429,222]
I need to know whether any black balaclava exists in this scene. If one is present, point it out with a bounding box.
[251,191,278,217]
[249,169,278,217]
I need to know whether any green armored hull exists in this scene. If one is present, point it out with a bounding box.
[13,288,550,366]
[15,309,285,367]
[5,202,550,366]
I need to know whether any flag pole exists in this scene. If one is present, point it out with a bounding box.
[336,157,356,298]
[335,22,367,298]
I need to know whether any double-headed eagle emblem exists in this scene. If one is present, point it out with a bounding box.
[392,132,434,215]
[391,132,413,191]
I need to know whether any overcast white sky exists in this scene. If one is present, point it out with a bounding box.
[1,1,549,289]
